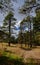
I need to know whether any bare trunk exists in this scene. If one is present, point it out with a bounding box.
[8,19,11,46]
[30,20,32,48]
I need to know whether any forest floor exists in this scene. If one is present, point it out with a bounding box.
[0,43,40,62]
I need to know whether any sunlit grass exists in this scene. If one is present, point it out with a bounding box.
[0,50,40,65]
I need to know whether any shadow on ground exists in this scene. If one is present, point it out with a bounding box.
[20,46,37,51]
[0,56,25,65]
[0,56,40,65]
[20,47,32,51]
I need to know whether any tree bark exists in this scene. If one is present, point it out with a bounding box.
[8,19,11,46]
[30,20,32,48]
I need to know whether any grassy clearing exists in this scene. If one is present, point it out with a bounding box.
[0,51,40,65]
[0,43,40,65]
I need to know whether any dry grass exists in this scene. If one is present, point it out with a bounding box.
[0,43,40,62]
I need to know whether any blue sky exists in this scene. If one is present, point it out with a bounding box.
[0,0,37,26]
[0,0,40,27]
[0,0,40,31]
[14,0,25,20]
[0,0,40,37]
[0,0,26,37]
[0,0,25,26]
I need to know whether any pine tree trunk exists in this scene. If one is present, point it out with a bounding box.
[8,19,11,46]
[30,20,32,48]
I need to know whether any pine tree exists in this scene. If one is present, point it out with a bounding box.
[2,11,16,46]
[19,0,40,48]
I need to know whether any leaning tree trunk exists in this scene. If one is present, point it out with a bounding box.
[8,19,11,46]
